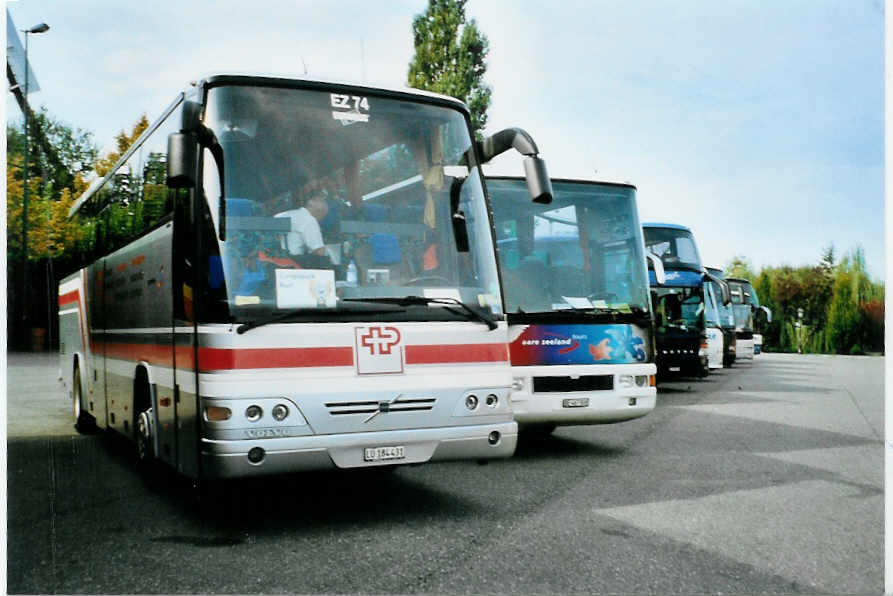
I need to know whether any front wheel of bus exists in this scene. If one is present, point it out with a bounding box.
[136,406,167,491]
[72,365,95,434]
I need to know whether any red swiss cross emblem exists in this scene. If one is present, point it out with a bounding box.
[359,326,401,355]
[355,326,404,374]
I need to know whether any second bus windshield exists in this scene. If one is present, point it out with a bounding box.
[488,179,650,314]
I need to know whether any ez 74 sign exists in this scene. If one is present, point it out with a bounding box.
[331,94,370,111]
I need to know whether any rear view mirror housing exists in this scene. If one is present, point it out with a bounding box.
[166,132,197,188]
[646,252,666,285]
[478,127,553,204]
[704,271,732,305]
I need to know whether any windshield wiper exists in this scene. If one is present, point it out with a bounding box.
[343,296,497,330]
[236,302,405,334]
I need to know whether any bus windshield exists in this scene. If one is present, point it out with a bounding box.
[643,226,702,272]
[707,279,735,328]
[728,280,755,330]
[652,286,705,332]
[704,281,720,327]
[488,179,650,315]
[201,84,501,320]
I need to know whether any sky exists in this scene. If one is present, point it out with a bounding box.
[5,0,885,280]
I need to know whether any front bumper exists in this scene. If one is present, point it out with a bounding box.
[511,390,656,425]
[201,421,517,478]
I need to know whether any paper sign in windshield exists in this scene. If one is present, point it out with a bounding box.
[275,269,336,309]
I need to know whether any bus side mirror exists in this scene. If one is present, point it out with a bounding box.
[704,271,731,304]
[167,132,197,188]
[478,127,553,204]
[647,252,666,284]
[760,305,772,323]
[523,156,552,204]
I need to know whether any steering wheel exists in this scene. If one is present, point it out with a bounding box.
[406,275,452,286]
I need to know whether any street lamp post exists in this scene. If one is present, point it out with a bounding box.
[20,22,49,350]
[796,307,804,354]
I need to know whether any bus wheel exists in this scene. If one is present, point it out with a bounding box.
[136,409,154,462]
[136,406,167,490]
[72,365,95,434]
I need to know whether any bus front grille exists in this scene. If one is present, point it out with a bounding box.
[532,375,614,393]
[325,398,436,416]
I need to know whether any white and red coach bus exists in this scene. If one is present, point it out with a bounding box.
[59,74,552,482]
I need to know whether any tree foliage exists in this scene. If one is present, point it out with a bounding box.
[741,246,883,354]
[407,0,492,138]
[724,255,756,280]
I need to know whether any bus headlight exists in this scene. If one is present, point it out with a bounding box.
[465,394,479,410]
[271,404,289,421]
[511,377,524,392]
[618,375,634,388]
[245,405,263,422]
[635,375,648,387]
[485,394,498,407]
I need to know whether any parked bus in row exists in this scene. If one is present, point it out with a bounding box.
[642,223,707,377]
[705,266,737,367]
[642,223,729,378]
[725,277,771,360]
[486,175,657,433]
[703,280,724,370]
[58,74,554,485]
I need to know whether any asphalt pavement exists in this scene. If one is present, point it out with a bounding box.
[5,351,884,594]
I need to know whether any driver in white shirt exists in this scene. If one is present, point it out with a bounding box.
[275,191,329,257]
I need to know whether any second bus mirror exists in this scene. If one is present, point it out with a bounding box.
[523,156,553,204]
[167,132,197,188]
[646,252,666,285]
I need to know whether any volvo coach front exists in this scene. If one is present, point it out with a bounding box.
[61,74,553,482]
[179,76,555,477]
[488,177,656,430]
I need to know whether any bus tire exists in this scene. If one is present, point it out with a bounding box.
[72,365,96,434]
[134,373,165,490]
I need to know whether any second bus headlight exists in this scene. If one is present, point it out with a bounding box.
[271,404,289,421]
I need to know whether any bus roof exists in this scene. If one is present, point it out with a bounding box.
[197,72,469,112]
[725,277,754,285]
[483,172,636,190]
[642,222,692,232]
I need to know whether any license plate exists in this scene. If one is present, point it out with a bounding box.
[363,445,405,462]
[562,397,589,408]
[669,366,681,372]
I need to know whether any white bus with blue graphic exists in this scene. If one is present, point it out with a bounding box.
[487,176,656,433]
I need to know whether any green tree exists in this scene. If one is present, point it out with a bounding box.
[724,255,756,280]
[408,0,492,138]
[7,108,97,198]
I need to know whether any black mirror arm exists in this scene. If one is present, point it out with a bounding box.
[196,126,226,241]
[476,127,541,162]
[449,176,469,252]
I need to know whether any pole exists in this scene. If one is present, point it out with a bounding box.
[21,30,30,350]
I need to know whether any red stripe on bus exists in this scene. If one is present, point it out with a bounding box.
[59,290,79,307]
[93,342,508,370]
[405,343,509,364]
[104,341,181,364]
[197,346,354,371]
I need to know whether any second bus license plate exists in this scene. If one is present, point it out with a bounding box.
[562,397,589,408]
[364,445,405,462]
